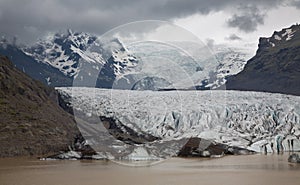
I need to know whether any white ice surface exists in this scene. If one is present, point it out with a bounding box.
[122,147,161,161]
[57,87,300,153]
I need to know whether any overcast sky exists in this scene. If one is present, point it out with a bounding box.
[0,0,300,50]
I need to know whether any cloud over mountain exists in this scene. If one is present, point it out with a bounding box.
[0,0,296,44]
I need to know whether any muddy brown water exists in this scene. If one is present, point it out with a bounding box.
[0,153,300,185]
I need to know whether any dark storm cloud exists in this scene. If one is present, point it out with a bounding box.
[0,0,291,44]
[226,5,265,32]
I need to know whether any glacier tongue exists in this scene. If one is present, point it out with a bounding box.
[57,87,300,153]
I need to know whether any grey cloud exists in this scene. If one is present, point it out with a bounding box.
[227,5,265,32]
[226,34,242,41]
[290,0,300,8]
[149,0,281,18]
[0,0,289,44]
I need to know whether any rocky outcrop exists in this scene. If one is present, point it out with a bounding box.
[0,56,79,157]
[226,24,300,96]
[100,116,160,145]
[288,153,300,163]
[178,138,255,158]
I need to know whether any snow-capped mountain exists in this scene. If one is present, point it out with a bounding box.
[57,87,300,155]
[21,30,139,88]
[23,30,99,77]
[1,29,252,90]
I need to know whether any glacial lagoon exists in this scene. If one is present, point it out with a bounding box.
[1,153,299,185]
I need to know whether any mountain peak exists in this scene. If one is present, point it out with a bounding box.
[227,24,300,96]
[257,24,300,54]
[23,30,98,77]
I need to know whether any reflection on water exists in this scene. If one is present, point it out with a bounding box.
[0,153,300,185]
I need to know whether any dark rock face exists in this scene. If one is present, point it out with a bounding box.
[95,56,117,89]
[226,24,300,96]
[0,56,79,157]
[100,116,160,145]
[288,153,300,163]
[178,137,255,157]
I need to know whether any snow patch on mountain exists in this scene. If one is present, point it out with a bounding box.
[107,43,139,78]
[282,28,296,41]
[274,34,282,41]
[205,46,253,89]
[262,25,300,50]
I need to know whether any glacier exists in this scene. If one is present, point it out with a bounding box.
[57,87,300,154]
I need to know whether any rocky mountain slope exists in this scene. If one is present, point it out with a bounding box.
[226,24,300,96]
[0,56,79,157]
